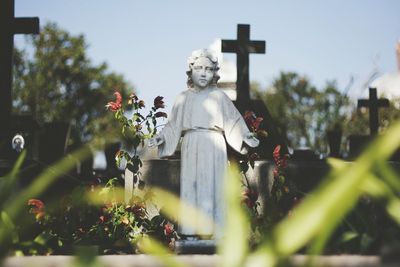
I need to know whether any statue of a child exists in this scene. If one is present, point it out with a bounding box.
[149,49,259,238]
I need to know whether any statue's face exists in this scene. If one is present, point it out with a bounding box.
[191,57,215,89]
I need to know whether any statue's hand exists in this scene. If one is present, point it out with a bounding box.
[244,133,260,148]
[148,135,164,147]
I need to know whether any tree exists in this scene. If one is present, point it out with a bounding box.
[253,72,350,153]
[12,23,133,146]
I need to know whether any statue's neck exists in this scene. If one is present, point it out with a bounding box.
[192,85,210,91]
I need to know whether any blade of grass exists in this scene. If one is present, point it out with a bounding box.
[0,144,92,243]
[139,236,188,267]
[244,121,400,265]
[376,159,400,192]
[0,151,26,202]
[218,165,250,267]
[151,187,214,235]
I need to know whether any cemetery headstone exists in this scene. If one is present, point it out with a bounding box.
[221,24,265,111]
[327,129,342,158]
[38,122,70,165]
[357,87,389,135]
[0,0,39,158]
[349,87,390,159]
[221,24,288,158]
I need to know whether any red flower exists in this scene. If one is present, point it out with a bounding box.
[244,111,263,132]
[154,96,165,109]
[242,189,258,208]
[129,203,146,218]
[243,188,258,201]
[155,111,167,118]
[164,223,174,236]
[106,91,122,111]
[28,199,44,210]
[280,156,288,168]
[273,167,279,177]
[138,100,145,108]
[273,145,281,163]
[98,215,105,223]
[273,145,289,168]
[244,111,254,125]
[130,93,138,101]
[128,93,138,105]
[28,199,45,219]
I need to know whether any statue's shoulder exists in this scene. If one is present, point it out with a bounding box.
[173,89,190,104]
[209,87,230,100]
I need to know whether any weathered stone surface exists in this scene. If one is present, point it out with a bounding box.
[4,254,398,267]
[2,255,219,267]
[175,240,216,254]
[135,159,400,216]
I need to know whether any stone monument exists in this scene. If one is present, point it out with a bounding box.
[221,24,288,158]
[0,0,39,159]
[149,49,259,240]
[349,87,389,158]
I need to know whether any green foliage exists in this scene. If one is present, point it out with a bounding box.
[109,92,167,193]
[253,72,350,152]
[253,72,400,153]
[19,179,177,255]
[12,22,133,146]
[2,63,400,265]
[142,122,400,267]
[0,144,93,259]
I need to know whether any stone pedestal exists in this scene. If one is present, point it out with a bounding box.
[175,240,216,254]
[125,159,400,215]
[124,159,180,203]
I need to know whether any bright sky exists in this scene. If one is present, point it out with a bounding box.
[15,0,400,113]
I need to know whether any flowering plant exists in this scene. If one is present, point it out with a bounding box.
[19,91,177,255]
[25,178,178,255]
[271,145,290,202]
[106,91,167,190]
[264,144,300,227]
[239,111,265,220]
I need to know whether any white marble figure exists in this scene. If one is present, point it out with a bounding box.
[149,49,259,237]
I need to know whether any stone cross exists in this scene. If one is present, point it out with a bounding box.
[221,24,266,111]
[357,87,389,135]
[0,0,39,153]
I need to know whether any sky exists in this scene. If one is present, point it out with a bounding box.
[14,0,400,112]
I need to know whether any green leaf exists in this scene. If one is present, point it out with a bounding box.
[246,121,400,264]
[219,165,250,267]
[339,231,359,243]
[139,237,188,267]
[1,211,19,243]
[34,232,53,246]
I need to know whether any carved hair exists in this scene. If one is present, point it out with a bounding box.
[186,49,220,88]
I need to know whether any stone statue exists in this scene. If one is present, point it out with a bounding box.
[149,49,259,238]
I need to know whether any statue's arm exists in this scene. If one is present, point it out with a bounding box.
[243,133,260,148]
[219,91,259,152]
[148,134,165,147]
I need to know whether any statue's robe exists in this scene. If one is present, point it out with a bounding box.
[158,86,255,236]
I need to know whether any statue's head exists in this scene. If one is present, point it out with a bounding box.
[186,49,220,89]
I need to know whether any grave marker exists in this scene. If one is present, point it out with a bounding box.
[0,0,39,156]
[357,87,389,135]
[221,24,265,111]
[221,24,288,157]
